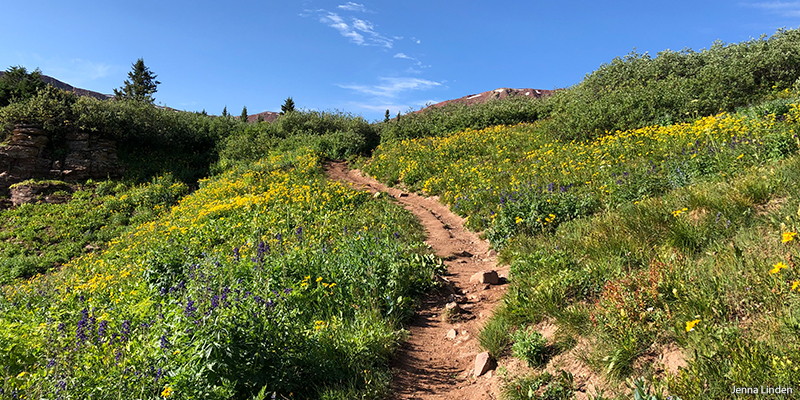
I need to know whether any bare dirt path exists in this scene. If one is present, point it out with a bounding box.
[324,161,510,400]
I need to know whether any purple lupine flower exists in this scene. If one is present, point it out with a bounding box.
[75,308,91,346]
[185,298,196,317]
[233,247,240,262]
[97,320,108,344]
[160,335,169,350]
[210,295,220,310]
[121,319,131,341]
[296,226,303,239]
[284,288,293,295]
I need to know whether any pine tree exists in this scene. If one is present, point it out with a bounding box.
[280,97,295,115]
[113,58,160,103]
[222,106,228,117]
[384,109,390,123]
[0,66,46,107]
[257,114,264,123]
[241,106,248,123]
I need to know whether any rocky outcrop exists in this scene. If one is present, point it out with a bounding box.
[10,181,73,206]
[0,124,124,198]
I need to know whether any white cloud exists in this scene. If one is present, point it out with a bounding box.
[315,11,393,48]
[320,12,365,45]
[338,77,442,97]
[338,2,369,12]
[741,1,800,16]
[393,53,412,59]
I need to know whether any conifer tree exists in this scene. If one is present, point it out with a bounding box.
[384,109,390,123]
[113,58,160,103]
[280,97,295,115]
[241,106,248,123]
[222,106,228,117]
[0,66,46,107]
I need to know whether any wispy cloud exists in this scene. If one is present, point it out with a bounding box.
[338,2,369,12]
[319,12,366,45]
[338,77,441,97]
[393,53,412,59]
[741,1,800,16]
[313,11,393,48]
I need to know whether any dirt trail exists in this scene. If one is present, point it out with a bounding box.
[325,161,509,400]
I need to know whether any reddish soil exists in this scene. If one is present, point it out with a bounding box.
[325,161,509,400]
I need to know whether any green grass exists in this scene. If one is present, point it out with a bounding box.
[0,175,188,282]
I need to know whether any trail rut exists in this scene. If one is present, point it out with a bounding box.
[324,161,509,400]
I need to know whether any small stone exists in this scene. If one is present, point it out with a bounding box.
[474,351,496,377]
[373,191,383,198]
[397,192,409,198]
[487,249,498,257]
[446,329,457,340]
[470,270,499,285]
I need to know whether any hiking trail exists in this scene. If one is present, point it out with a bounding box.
[325,161,509,400]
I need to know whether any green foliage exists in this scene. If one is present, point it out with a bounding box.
[0,175,188,282]
[113,58,160,103]
[0,87,241,183]
[241,105,248,123]
[0,65,46,107]
[218,109,379,168]
[380,96,544,142]
[511,326,549,367]
[479,311,513,358]
[502,370,575,400]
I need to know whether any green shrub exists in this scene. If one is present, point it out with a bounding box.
[511,326,549,367]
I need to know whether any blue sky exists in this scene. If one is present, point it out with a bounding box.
[2,1,799,121]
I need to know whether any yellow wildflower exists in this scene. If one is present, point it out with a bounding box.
[515,216,524,224]
[782,232,797,243]
[792,281,799,291]
[161,386,173,398]
[686,319,700,332]
[770,262,789,275]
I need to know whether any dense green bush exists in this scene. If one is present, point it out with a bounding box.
[218,109,379,168]
[379,96,545,142]
[0,87,244,183]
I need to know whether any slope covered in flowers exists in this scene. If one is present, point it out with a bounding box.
[365,100,800,398]
[0,149,440,399]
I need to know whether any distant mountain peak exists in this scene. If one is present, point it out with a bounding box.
[418,87,554,112]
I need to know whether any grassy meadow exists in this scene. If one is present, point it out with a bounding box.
[364,95,800,398]
[0,149,441,399]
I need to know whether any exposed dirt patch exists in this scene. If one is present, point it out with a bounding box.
[325,161,509,400]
